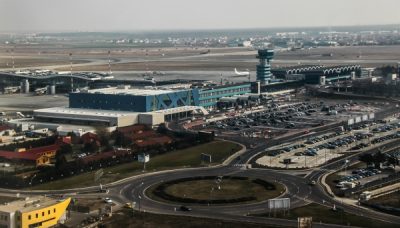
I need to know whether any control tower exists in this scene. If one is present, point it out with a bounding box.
[256,49,274,84]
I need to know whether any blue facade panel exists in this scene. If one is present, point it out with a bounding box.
[69,93,148,112]
[70,89,200,112]
[145,90,200,112]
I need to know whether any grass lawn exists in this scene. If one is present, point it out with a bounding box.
[147,177,285,204]
[28,141,242,190]
[254,203,398,228]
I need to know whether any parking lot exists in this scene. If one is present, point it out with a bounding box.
[195,99,381,141]
[256,120,400,169]
[335,167,387,190]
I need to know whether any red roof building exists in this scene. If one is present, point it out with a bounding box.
[117,125,147,137]
[80,132,100,145]
[79,149,132,164]
[134,136,173,148]
[0,137,71,166]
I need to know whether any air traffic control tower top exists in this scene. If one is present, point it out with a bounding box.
[256,49,274,84]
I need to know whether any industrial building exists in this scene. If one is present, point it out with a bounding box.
[0,197,70,228]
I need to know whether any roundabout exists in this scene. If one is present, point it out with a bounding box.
[146,176,285,205]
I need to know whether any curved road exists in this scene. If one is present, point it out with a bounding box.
[2,114,400,227]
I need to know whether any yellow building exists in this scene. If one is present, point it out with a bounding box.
[0,196,71,228]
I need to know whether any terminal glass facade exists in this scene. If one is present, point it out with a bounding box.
[197,83,251,109]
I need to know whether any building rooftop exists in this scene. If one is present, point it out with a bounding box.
[198,82,250,91]
[0,196,70,213]
[152,106,209,115]
[76,86,187,96]
[0,142,64,161]
[34,107,139,118]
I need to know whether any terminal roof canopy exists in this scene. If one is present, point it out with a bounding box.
[80,87,188,96]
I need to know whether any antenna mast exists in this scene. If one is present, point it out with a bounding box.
[108,50,112,74]
[69,53,73,92]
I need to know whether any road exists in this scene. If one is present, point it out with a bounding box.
[1,108,400,227]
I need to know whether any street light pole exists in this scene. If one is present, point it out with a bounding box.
[29,174,37,186]
[138,195,141,212]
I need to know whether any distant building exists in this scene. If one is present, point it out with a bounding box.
[272,65,361,85]
[241,41,252,47]
[0,196,70,228]
[0,125,15,137]
[303,65,361,84]
[271,65,323,79]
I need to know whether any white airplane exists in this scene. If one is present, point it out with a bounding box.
[234,68,250,77]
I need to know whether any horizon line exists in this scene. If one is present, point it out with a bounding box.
[1,23,400,34]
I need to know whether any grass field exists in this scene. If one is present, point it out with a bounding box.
[29,141,242,190]
[100,210,281,228]
[369,191,400,208]
[254,203,398,228]
[148,177,284,204]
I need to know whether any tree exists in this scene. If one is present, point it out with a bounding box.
[359,153,374,167]
[387,155,399,169]
[373,151,387,169]
[83,141,100,154]
[95,125,111,148]
[58,143,73,155]
[54,143,73,172]
[114,131,132,147]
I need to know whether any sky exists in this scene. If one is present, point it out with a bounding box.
[0,0,399,32]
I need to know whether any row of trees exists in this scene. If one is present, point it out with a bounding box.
[359,150,399,169]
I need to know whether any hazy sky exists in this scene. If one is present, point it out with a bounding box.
[1,0,399,32]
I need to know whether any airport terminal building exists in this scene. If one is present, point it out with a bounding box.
[70,84,252,111]
[24,83,254,129]
[69,86,199,112]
